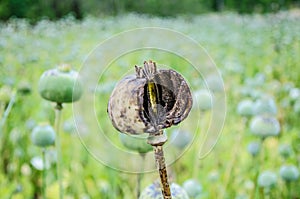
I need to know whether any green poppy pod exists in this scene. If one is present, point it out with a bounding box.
[17,81,32,95]
[293,99,300,114]
[182,179,202,198]
[30,156,51,171]
[253,97,277,116]
[289,88,300,101]
[31,124,56,147]
[247,141,261,156]
[170,129,192,150]
[250,116,280,138]
[237,99,254,117]
[279,165,299,182]
[140,182,189,199]
[257,171,277,188]
[194,89,212,111]
[0,85,12,104]
[119,133,153,154]
[38,64,83,103]
[206,74,224,92]
[208,170,219,182]
[278,144,293,159]
[63,118,77,134]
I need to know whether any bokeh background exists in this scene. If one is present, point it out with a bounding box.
[0,1,300,199]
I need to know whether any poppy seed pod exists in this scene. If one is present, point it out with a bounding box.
[253,96,277,116]
[279,165,299,182]
[170,129,192,150]
[0,85,12,104]
[140,182,189,199]
[119,133,153,153]
[278,144,293,159]
[17,81,32,95]
[237,99,254,117]
[182,179,202,198]
[108,61,192,134]
[247,141,261,156]
[38,64,83,103]
[250,115,280,138]
[31,124,56,147]
[257,171,277,188]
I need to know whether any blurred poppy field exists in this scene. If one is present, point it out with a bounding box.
[0,10,300,199]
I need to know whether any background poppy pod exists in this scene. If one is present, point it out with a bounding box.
[38,64,83,104]
[108,61,193,135]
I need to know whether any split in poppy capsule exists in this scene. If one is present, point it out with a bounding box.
[108,61,193,135]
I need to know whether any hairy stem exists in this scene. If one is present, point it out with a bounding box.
[55,103,63,199]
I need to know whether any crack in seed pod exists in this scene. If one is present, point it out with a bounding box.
[108,61,192,135]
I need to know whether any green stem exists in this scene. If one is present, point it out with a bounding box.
[137,153,146,199]
[264,188,270,199]
[253,138,265,199]
[0,102,4,120]
[259,187,265,199]
[42,148,47,199]
[193,110,207,178]
[287,182,291,199]
[251,155,260,199]
[261,138,266,161]
[192,152,200,179]
[223,117,247,191]
[0,91,17,139]
[55,103,63,199]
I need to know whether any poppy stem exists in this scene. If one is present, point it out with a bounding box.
[42,148,47,199]
[137,153,146,199]
[286,182,291,199]
[0,91,17,138]
[148,130,172,199]
[55,103,63,199]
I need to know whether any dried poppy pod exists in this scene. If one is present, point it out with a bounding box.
[108,61,193,135]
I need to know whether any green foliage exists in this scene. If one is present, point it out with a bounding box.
[0,0,299,21]
[0,0,83,21]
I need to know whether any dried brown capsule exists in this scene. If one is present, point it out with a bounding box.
[108,61,193,134]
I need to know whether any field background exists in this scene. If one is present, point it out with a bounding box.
[0,1,300,199]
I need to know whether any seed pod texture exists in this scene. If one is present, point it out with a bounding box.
[108,61,192,134]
